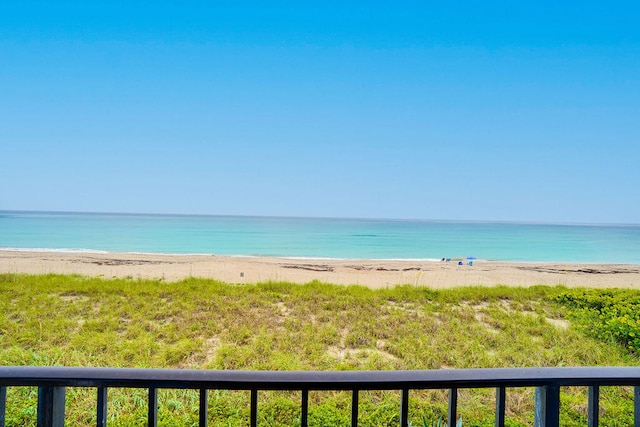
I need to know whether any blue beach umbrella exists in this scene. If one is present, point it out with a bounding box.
[466,256,477,260]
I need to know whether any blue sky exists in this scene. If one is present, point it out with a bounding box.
[1,1,639,223]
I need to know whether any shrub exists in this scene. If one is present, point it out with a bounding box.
[553,289,640,352]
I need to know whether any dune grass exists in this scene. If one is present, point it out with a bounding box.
[0,273,639,426]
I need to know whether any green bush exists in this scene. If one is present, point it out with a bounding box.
[553,289,640,352]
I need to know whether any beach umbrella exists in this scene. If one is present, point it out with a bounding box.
[466,256,477,260]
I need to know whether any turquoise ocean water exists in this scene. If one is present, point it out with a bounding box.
[1,211,639,263]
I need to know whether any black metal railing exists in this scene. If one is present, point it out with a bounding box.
[1,366,640,426]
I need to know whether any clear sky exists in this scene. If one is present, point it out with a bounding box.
[1,1,639,224]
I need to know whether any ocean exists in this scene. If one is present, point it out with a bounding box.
[1,211,639,263]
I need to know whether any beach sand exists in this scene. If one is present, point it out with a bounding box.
[1,250,639,289]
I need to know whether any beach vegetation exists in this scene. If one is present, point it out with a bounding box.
[0,274,639,425]
[553,288,640,353]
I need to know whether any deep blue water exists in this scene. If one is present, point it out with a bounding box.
[1,211,639,263]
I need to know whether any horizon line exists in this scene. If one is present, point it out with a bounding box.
[1,209,638,228]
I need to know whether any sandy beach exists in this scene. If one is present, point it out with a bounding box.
[1,250,639,288]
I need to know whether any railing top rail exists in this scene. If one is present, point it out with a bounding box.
[1,366,640,390]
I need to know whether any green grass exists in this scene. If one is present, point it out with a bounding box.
[1,274,639,426]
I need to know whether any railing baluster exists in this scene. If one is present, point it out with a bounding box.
[351,389,359,427]
[495,387,505,427]
[301,389,308,427]
[534,385,560,427]
[37,386,66,427]
[0,386,6,427]
[250,389,258,427]
[199,389,207,427]
[634,386,640,427]
[588,385,599,427]
[534,387,542,427]
[400,388,409,427]
[96,387,107,427]
[448,387,458,427]
[148,387,157,427]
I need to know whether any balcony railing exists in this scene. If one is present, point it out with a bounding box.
[1,366,640,426]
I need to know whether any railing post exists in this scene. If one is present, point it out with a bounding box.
[495,387,505,427]
[588,386,599,427]
[400,388,409,427]
[0,386,6,427]
[148,387,157,427]
[199,389,208,427]
[37,386,66,427]
[96,387,107,427]
[534,385,560,427]
[250,389,258,427]
[351,389,359,427]
[634,386,640,427]
[448,388,458,427]
[301,389,308,427]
